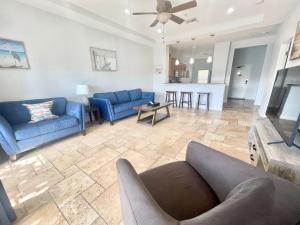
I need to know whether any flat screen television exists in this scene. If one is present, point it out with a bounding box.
[266,65,300,149]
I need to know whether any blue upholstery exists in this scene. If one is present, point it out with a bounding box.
[115,91,131,103]
[113,100,149,114]
[13,116,78,141]
[0,98,67,125]
[0,97,85,156]
[129,89,142,101]
[91,89,155,123]
[93,92,118,105]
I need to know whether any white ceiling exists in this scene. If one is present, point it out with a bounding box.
[63,0,298,42]
[18,0,299,45]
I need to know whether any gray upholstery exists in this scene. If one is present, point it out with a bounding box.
[116,141,300,225]
[140,161,219,220]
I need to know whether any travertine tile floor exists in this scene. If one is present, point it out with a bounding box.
[0,103,258,225]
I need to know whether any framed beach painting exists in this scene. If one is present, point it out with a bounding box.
[0,38,30,69]
[90,47,117,72]
[290,21,300,60]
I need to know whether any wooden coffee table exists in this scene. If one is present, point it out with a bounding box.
[134,103,172,126]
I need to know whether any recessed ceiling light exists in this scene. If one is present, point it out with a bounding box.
[157,28,162,33]
[227,7,235,15]
[124,8,131,15]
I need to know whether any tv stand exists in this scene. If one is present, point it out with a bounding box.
[249,118,300,186]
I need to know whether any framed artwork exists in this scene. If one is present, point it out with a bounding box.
[0,38,30,69]
[290,21,300,60]
[90,47,117,72]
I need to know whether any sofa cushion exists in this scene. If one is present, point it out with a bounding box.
[93,92,118,105]
[115,90,131,103]
[13,115,79,141]
[139,161,220,221]
[0,97,67,125]
[113,100,149,114]
[129,89,142,101]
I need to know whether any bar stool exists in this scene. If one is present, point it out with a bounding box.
[196,92,210,111]
[179,92,193,109]
[165,91,177,107]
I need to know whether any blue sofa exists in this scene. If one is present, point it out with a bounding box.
[90,89,155,124]
[0,97,85,158]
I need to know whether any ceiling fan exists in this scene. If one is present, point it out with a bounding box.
[132,0,197,27]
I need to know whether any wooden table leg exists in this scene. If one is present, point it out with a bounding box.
[166,105,170,117]
[137,110,142,122]
[152,110,157,126]
[88,112,93,123]
[96,108,102,124]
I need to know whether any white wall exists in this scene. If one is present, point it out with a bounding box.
[228,45,267,100]
[0,0,154,101]
[259,2,300,116]
[211,42,231,84]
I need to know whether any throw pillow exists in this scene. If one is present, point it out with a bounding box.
[23,101,58,123]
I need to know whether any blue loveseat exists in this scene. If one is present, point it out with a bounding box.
[90,89,155,124]
[0,97,85,159]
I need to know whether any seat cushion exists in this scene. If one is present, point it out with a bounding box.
[13,115,79,141]
[93,92,118,105]
[139,161,220,221]
[115,90,131,103]
[113,100,149,114]
[129,89,142,101]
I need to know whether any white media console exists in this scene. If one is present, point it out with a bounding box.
[248,118,300,186]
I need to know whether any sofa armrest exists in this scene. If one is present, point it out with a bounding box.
[66,101,86,131]
[185,141,268,202]
[0,115,18,156]
[142,92,155,102]
[90,98,114,122]
[116,159,179,225]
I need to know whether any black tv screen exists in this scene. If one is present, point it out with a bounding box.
[266,66,300,148]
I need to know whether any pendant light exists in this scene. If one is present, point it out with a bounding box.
[207,56,213,64]
[175,41,180,65]
[189,44,196,65]
[189,38,196,65]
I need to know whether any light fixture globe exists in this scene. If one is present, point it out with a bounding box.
[207,56,213,64]
[158,13,172,24]
[175,59,180,65]
[189,57,195,65]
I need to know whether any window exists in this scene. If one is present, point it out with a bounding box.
[197,70,210,84]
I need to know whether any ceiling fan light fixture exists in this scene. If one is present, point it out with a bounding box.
[158,13,172,24]
[157,28,162,33]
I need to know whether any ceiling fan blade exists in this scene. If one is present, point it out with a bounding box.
[132,12,158,15]
[170,14,185,24]
[170,1,197,13]
[150,19,159,27]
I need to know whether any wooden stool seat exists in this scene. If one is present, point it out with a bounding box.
[165,91,178,107]
[197,92,210,111]
[179,92,193,109]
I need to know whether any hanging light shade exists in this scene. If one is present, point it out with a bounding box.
[175,59,180,65]
[207,56,213,64]
[189,57,195,65]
